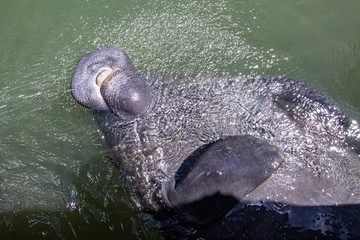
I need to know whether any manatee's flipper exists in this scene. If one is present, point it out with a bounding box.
[270,78,349,128]
[163,135,283,226]
[269,78,360,152]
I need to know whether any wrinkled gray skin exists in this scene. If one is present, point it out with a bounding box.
[71,47,360,227]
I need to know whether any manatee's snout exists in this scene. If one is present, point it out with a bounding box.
[99,70,152,119]
[71,47,152,120]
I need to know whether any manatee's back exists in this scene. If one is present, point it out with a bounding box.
[95,74,360,209]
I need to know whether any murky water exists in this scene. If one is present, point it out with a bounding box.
[0,0,359,239]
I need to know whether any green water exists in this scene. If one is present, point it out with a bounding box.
[0,0,359,239]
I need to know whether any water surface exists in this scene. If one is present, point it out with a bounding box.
[0,0,359,239]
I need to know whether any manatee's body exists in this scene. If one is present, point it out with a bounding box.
[72,47,360,238]
[95,73,359,206]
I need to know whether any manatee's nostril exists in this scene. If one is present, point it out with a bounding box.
[96,70,112,87]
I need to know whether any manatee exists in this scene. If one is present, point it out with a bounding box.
[71,47,360,238]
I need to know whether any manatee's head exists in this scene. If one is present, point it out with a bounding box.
[71,47,152,120]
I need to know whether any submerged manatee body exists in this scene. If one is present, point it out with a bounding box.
[71,47,360,239]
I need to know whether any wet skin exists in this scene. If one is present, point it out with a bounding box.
[71,47,360,238]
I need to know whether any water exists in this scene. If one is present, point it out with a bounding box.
[0,0,359,239]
